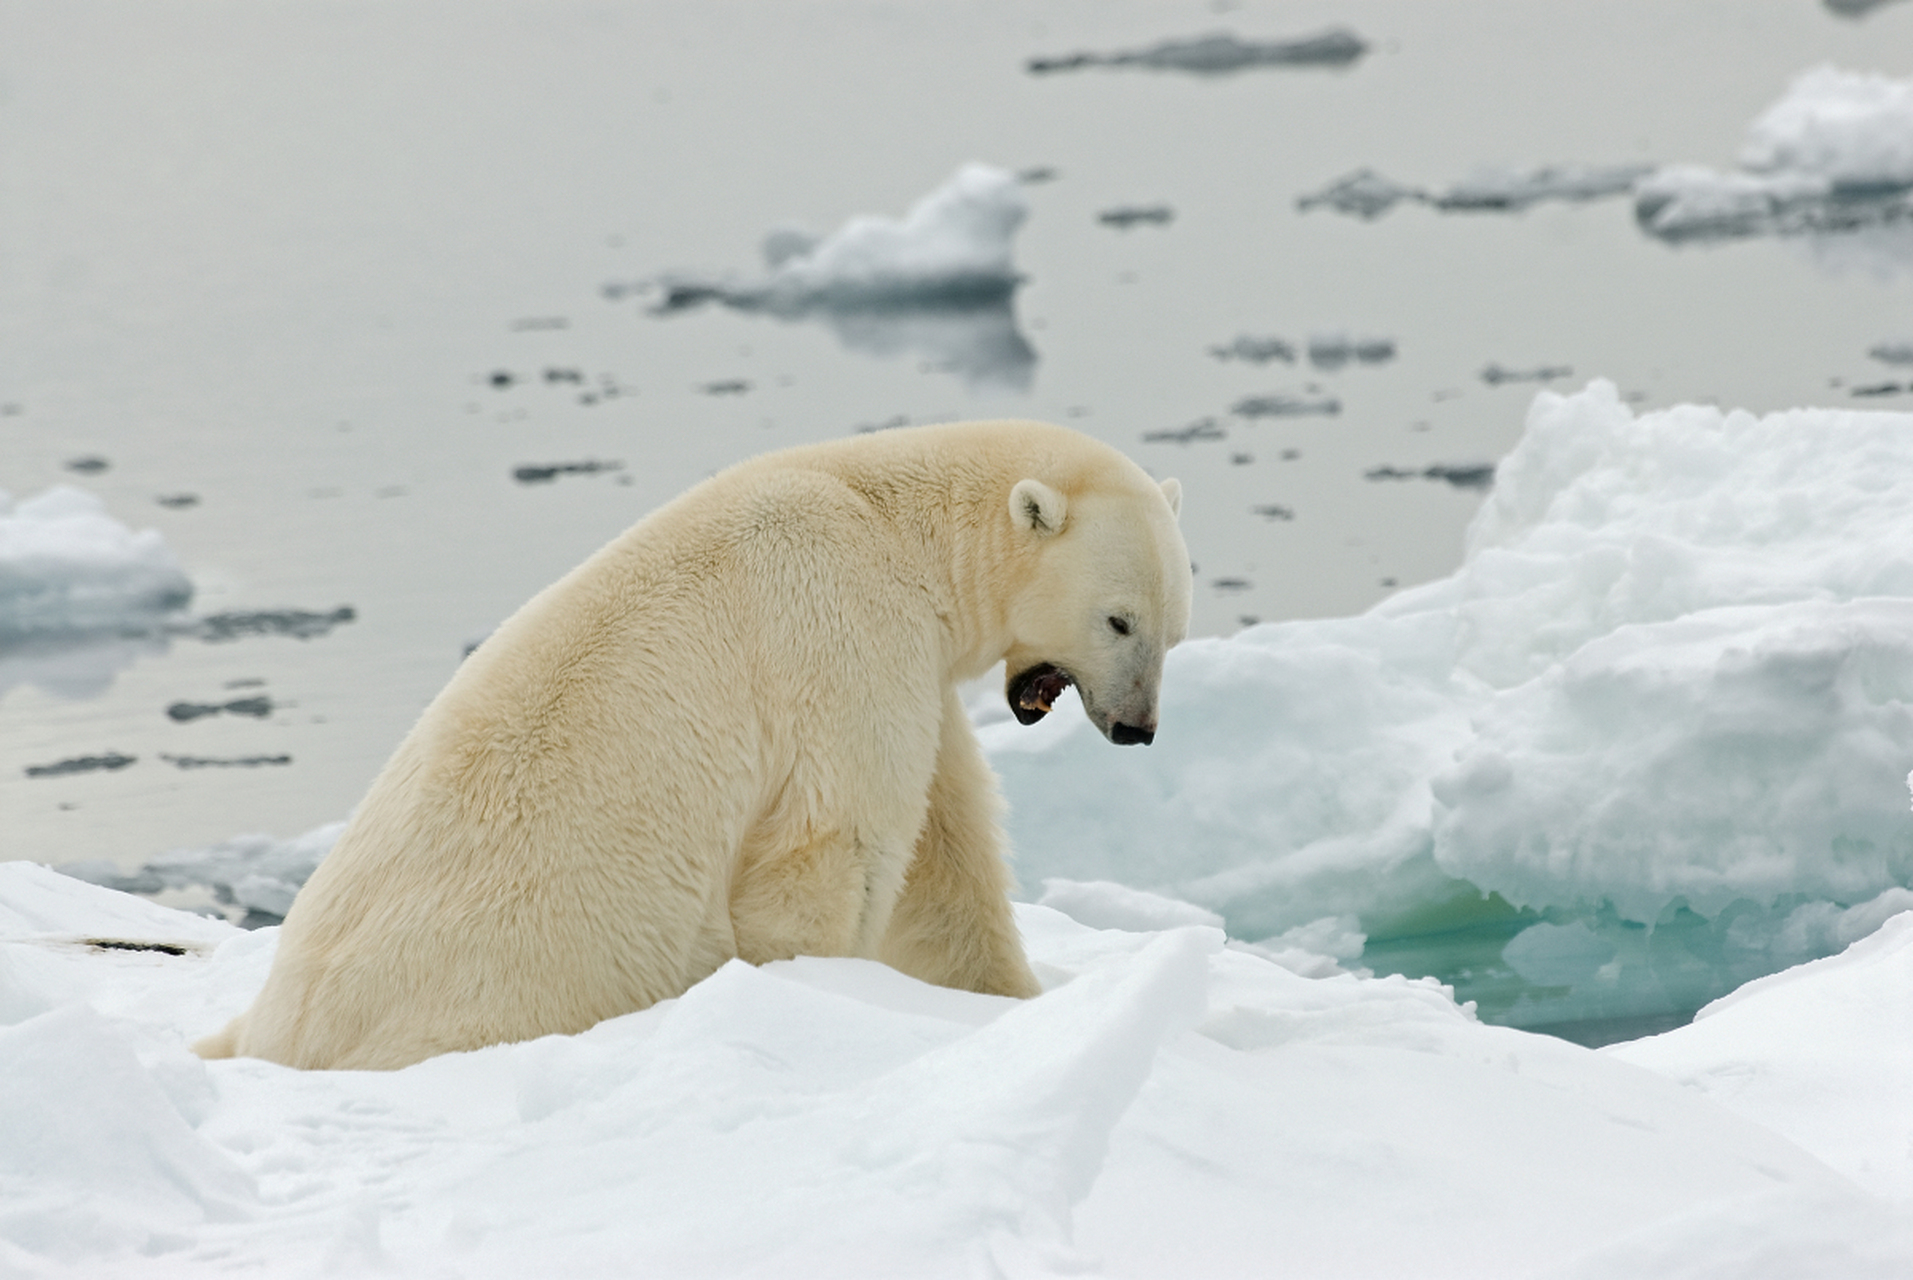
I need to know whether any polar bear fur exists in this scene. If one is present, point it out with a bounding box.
[194,420,1191,1070]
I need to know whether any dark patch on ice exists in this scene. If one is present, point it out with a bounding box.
[1308,335,1396,370]
[63,456,110,475]
[25,752,136,778]
[1299,164,1651,220]
[1852,382,1906,397]
[700,379,752,395]
[186,607,356,643]
[1481,363,1573,386]
[1251,504,1295,521]
[1027,28,1366,76]
[1098,205,1174,229]
[1209,335,1295,365]
[155,493,199,509]
[1869,342,1913,365]
[1366,463,1497,490]
[1232,393,1340,419]
[86,938,190,956]
[160,753,293,769]
[1143,418,1225,444]
[513,460,624,484]
[166,695,274,723]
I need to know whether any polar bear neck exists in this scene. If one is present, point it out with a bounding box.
[728,419,1099,681]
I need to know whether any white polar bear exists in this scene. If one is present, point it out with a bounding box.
[195,420,1191,1070]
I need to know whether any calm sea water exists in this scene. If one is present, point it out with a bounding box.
[4,1,1910,976]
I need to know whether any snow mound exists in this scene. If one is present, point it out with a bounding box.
[0,487,192,646]
[3,862,1906,1277]
[634,164,1035,387]
[1636,67,1913,244]
[1609,906,1913,1205]
[987,382,1913,1035]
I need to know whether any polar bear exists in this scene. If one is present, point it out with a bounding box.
[195,420,1191,1070]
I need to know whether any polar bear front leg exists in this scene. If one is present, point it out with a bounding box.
[879,689,1042,999]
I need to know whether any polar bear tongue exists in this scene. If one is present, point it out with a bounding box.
[1009,664,1073,725]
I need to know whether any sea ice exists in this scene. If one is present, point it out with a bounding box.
[1298,164,1650,220]
[1635,68,1913,245]
[1026,28,1366,76]
[638,164,1036,388]
[2,863,1905,1276]
[0,487,192,648]
[982,381,1913,1033]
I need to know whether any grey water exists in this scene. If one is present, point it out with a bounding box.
[3,0,1911,1041]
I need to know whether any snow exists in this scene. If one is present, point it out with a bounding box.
[2,860,1907,1277]
[985,381,1913,1031]
[1636,67,1913,243]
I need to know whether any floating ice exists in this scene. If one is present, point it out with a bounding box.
[24,752,137,780]
[60,820,345,926]
[1096,205,1173,229]
[1299,164,1651,220]
[1365,462,1497,490]
[1027,28,1367,76]
[0,487,193,649]
[983,382,1913,1037]
[638,165,1036,389]
[1307,333,1396,370]
[1231,392,1341,418]
[1635,68,1913,246]
[1481,361,1573,385]
[1208,334,1296,364]
[1142,418,1226,445]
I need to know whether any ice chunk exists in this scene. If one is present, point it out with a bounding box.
[640,165,1035,389]
[0,487,192,646]
[1636,68,1913,246]
[61,820,346,926]
[1028,28,1367,76]
[988,382,1913,1035]
[1299,164,1649,220]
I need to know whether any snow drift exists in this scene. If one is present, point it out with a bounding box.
[1,861,1907,1277]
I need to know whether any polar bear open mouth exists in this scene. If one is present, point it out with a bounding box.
[1008,663,1074,725]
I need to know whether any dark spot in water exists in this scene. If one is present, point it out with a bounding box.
[700,379,752,395]
[1098,205,1174,229]
[1210,335,1295,364]
[1212,577,1252,592]
[166,695,274,723]
[1481,362,1572,386]
[1852,381,1904,397]
[513,459,623,484]
[160,753,293,769]
[1232,393,1340,419]
[543,367,585,384]
[1143,418,1225,444]
[1366,463,1496,490]
[25,752,136,779]
[1252,504,1295,521]
[188,607,356,643]
[64,456,109,475]
[1029,28,1366,76]
[489,370,516,389]
[155,493,200,509]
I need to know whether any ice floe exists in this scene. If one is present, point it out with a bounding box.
[1298,164,1650,220]
[1027,28,1367,76]
[631,164,1036,389]
[0,487,192,648]
[1635,68,1913,249]
[983,381,1913,1037]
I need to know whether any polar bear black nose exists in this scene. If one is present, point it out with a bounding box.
[1110,722,1155,746]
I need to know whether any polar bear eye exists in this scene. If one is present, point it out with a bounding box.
[1107,616,1131,637]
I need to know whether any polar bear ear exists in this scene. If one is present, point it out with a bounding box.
[1160,477,1182,519]
[1010,478,1068,536]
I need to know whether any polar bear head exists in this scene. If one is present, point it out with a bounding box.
[1001,469,1191,745]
